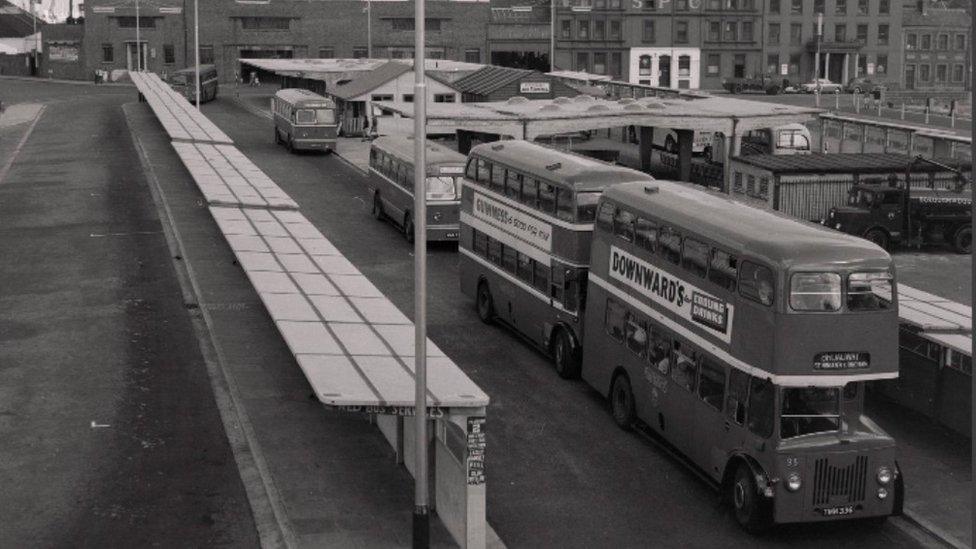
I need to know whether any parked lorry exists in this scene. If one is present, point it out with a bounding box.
[721,76,782,95]
[824,157,971,253]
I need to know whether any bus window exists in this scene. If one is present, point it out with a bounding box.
[790,272,841,312]
[682,237,709,278]
[635,217,659,252]
[596,202,615,232]
[465,158,478,181]
[522,178,540,208]
[539,183,556,214]
[625,313,647,357]
[649,328,670,374]
[562,268,584,312]
[296,109,317,125]
[556,188,575,222]
[847,272,893,311]
[709,249,738,292]
[516,252,533,283]
[315,108,336,125]
[576,192,601,223]
[698,358,726,411]
[551,264,564,303]
[843,382,860,401]
[502,245,517,274]
[505,171,522,200]
[659,226,682,265]
[490,164,506,193]
[605,298,627,342]
[777,129,810,151]
[533,261,549,293]
[738,261,774,306]
[404,167,415,192]
[472,229,488,256]
[726,369,749,425]
[476,159,490,186]
[487,238,502,265]
[613,209,635,242]
[426,176,456,201]
[746,377,774,438]
[671,342,697,392]
[781,387,840,439]
[369,148,378,167]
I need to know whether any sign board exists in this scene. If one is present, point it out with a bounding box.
[48,43,79,62]
[472,191,553,251]
[466,417,486,486]
[158,7,183,13]
[813,352,870,370]
[608,246,734,343]
[867,63,875,75]
[519,81,551,94]
[92,6,116,13]
[780,64,789,76]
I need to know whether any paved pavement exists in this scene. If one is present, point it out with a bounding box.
[0,81,259,546]
[214,90,953,548]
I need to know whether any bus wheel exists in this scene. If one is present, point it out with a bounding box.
[403,214,415,243]
[863,228,889,250]
[552,330,580,379]
[953,225,971,254]
[476,281,494,323]
[371,195,384,220]
[610,373,635,430]
[730,464,771,534]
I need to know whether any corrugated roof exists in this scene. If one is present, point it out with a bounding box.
[734,153,972,175]
[0,0,40,38]
[903,8,971,27]
[452,65,536,96]
[330,61,413,101]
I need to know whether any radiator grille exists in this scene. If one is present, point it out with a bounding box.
[812,455,869,506]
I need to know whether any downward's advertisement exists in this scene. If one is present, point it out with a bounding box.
[471,191,553,252]
[608,246,734,344]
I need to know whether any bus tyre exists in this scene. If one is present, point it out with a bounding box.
[731,464,771,534]
[371,195,384,220]
[610,374,635,430]
[476,281,494,323]
[403,214,415,243]
[952,225,971,254]
[863,228,889,250]
[552,330,580,379]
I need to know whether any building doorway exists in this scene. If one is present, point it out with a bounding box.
[905,65,916,90]
[658,55,670,87]
[125,41,148,71]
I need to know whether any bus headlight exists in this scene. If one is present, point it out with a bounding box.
[786,472,802,492]
[877,487,889,499]
[877,466,892,485]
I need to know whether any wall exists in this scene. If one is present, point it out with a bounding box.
[41,23,87,80]
[0,53,32,76]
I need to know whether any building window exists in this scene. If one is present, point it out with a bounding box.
[434,94,456,103]
[742,21,753,42]
[639,54,652,75]
[643,0,657,9]
[790,23,802,46]
[708,21,720,41]
[769,0,780,12]
[116,16,155,28]
[594,20,605,40]
[856,24,867,43]
[578,20,590,40]
[610,0,621,7]
[593,52,607,74]
[857,54,866,75]
[675,20,689,43]
[576,51,589,71]
[790,0,802,14]
[835,0,846,14]
[353,47,368,59]
[371,94,393,102]
[920,34,931,50]
[240,17,291,30]
[919,64,930,81]
[789,53,800,75]
[857,0,867,14]
[610,20,621,40]
[834,24,845,42]
[319,47,334,59]
[906,33,917,49]
[724,21,737,41]
[955,34,966,50]
[952,64,964,82]
[878,0,888,13]
[403,94,414,102]
[707,53,720,75]
[877,24,888,46]
[199,45,214,65]
[875,54,887,74]
[388,18,442,32]
[936,64,947,82]
[937,34,948,50]
[610,52,623,78]
[561,20,571,39]
[733,53,746,77]
[676,0,689,9]
[767,53,779,74]
[767,23,779,45]
[464,48,480,63]
[642,19,655,42]
[102,43,114,63]
[678,54,691,76]
[163,44,175,64]
[814,0,824,13]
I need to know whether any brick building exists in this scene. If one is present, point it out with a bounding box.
[901,2,970,91]
[83,0,186,77]
[487,0,551,71]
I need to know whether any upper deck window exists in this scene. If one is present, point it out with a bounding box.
[476,159,490,186]
[521,178,540,208]
[781,387,840,439]
[556,188,575,222]
[613,209,635,242]
[659,226,681,265]
[596,202,614,232]
[539,183,556,214]
[739,261,774,306]
[847,272,893,311]
[490,165,506,194]
[635,217,659,252]
[790,273,842,312]
[682,237,709,278]
[505,171,522,200]
[577,192,601,223]
[709,249,737,292]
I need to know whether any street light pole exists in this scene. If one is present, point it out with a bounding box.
[367,0,372,58]
[814,12,823,106]
[411,0,429,545]
[550,0,555,71]
[194,0,200,109]
[135,0,141,71]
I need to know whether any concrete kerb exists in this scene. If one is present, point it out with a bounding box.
[0,74,135,87]
[896,510,971,549]
[124,102,298,549]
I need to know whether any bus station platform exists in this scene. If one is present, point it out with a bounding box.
[172,142,298,210]
[130,71,232,144]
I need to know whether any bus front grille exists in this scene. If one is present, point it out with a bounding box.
[812,455,868,506]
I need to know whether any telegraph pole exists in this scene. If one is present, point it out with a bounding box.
[814,12,823,106]
[367,0,372,58]
[549,0,555,71]
[412,0,429,544]
[135,0,141,71]
[194,0,200,109]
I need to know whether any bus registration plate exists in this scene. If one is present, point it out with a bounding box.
[820,505,855,517]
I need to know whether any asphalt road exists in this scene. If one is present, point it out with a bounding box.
[0,80,258,547]
[198,94,935,548]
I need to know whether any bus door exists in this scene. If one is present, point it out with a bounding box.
[691,357,734,479]
[658,339,699,456]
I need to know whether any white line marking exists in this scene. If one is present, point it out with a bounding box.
[0,104,46,185]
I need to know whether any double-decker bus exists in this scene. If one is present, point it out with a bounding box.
[368,136,465,242]
[271,88,338,153]
[169,64,218,104]
[583,180,903,531]
[458,140,656,377]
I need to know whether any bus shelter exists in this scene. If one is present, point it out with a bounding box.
[819,113,972,161]
[373,95,821,188]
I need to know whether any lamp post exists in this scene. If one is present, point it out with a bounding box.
[814,12,823,106]
[411,0,429,545]
[135,0,140,71]
[366,0,372,58]
[550,0,555,71]
[194,0,200,109]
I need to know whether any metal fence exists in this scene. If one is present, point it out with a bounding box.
[777,177,853,221]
